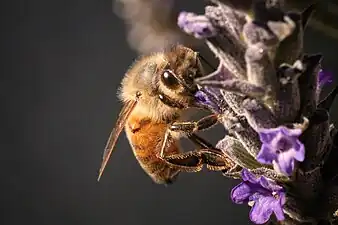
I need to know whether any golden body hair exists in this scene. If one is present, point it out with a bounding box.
[125,115,180,184]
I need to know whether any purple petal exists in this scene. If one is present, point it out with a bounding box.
[275,151,295,175]
[241,169,259,184]
[273,204,285,221]
[249,193,285,224]
[280,126,302,137]
[271,193,285,221]
[257,126,305,176]
[259,126,283,133]
[230,182,252,204]
[249,196,275,224]
[258,176,283,192]
[256,145,276,164]
[258,129,280,143]
[278,191,286,207]
[293,140,305,162]
[249,192,267,202]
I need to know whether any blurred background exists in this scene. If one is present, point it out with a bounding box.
[2,0,338,225]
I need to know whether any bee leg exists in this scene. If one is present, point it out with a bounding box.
[160,148,235,173]
[187,133,216,149]
[170,114,219,134]
[187,134,236,172]
[158,131,203,172]
[190,134,235,171]
[159,114,218,158]
[159,114,235,172]
[169,114,220,150]
[159,131,234,173]
[164,169,180,185]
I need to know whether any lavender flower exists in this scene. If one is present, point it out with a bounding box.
[257,126,305,176]
[177,1,338,224]
[231,169,286,224]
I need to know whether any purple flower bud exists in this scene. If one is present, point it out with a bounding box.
[318,69,333,87]
[177,11,217,39]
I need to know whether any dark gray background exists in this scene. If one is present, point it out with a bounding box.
[2,1,338,225]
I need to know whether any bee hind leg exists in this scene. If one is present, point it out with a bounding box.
[161,147,235,173]
[158,115,235,172]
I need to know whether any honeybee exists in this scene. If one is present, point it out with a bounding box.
[97,45,234,184]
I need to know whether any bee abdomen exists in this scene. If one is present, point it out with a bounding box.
[134,151,166,173]
[125,116,181,184]
[132,143,180,184]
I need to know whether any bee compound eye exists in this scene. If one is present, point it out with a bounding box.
[161,70,179,88]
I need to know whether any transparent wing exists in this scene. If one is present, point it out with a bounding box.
[97,100,138,181]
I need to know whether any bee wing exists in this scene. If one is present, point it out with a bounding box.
[97,100,138,181]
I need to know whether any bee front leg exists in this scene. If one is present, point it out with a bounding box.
[169,114,219,135]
